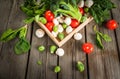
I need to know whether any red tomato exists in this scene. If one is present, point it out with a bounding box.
[106,20,118,30]
[45,22,54,32]
[82,43,94,54]
[79,8,84,15]
[45,10,54,22]
[70,19,80,28]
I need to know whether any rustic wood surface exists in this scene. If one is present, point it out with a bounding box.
[0,0,120,79]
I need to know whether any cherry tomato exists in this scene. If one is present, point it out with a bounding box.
[106,20,118,30]
[79,8,84,15]
[45,10,54,22]
[82,43,94,54]
[70,19,80,28]
[45,22,54,32]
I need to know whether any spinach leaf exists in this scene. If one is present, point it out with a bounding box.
[96,34,104,49]
[98,32,112,42]
[0,29,17,42]
[19,26,27,39]
[14,38,30,55]
[23,17,34,24]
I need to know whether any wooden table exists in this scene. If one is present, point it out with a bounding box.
[0,0,120,79]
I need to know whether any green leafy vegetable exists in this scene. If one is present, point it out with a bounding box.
[94,25,112,49]
[23,17,34,24]
[35,15,40,22]
[0,25,30,55]
[96,34,104,49]
[50,0,82,22]
[0,29,17,42]
[14,38,30,55]
[21,0,49,24]
[76,61,84,72]
[89,0,116,24]
[19,25,27,38]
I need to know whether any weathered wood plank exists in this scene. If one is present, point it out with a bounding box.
[73,28,88,79]
[58,39,74,79]
[86,2,120,78]
[45,37,57,79]
[0,0,30,79]
[111,0,120,60]
[26,23,57,79]
[0,0,13,52]
[26,23,48,79]
[86,21,107,79]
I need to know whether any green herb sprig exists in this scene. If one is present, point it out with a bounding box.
[94,25,112,49]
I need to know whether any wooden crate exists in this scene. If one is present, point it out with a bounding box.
[37,16,93,47]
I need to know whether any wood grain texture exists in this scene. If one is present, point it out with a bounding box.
[58,39,74,79]
[86,21,107,79]
[45,37,57,79]
[0,0,13,52]
[26,23,48,79]
[73,28,88,79]
[26,23,57,79]
[86,7,120,79]
[0,0,30,79]
[111,0,120,60]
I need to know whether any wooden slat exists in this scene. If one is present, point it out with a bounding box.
[111,0,120,60]
[45,37,57,79]
[86,2,120,78]
[73,28,88,79]
[26,23,57,79]
[0,0,13,52]
[26,23,48,79]
[58,39,74,79]
[0,0,31,79]
[86,21,107,79]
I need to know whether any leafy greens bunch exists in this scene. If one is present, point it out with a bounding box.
[21,0,50,24]
[89,0,116,24]
[0,25,30,55]
[50,0,82,22]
